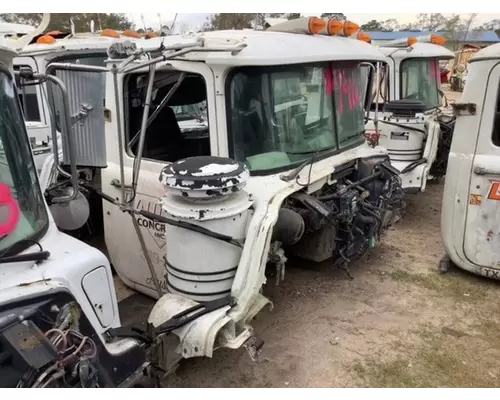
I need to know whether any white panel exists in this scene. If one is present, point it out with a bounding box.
[81,266,114,327]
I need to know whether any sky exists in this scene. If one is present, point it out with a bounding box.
[130,13,500,33]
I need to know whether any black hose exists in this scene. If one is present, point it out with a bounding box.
[138,210,241,247]
[400,158,427,174]
[318,172,383,201]
[372,118,427,135]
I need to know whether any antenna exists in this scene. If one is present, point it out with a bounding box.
[141,14,147,31]
[157,13,162,32]
[171,13,179,32]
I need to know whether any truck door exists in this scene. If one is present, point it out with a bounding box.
[463,62,500,271]
[101,62,217,298]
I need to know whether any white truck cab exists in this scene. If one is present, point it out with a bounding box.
[38,17,405,367]
[441,42,500,280]
[366,37,455,193]
[10,28,156,178]
[0,45,149,388]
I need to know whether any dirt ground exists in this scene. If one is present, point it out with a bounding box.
[115,183,500,388]
[115,88,500,388]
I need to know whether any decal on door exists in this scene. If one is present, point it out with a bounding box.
[487,181,500,201]
[135,198,166,249]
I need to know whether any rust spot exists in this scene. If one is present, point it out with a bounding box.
[17,278,52,287]
[487,231,494,242]
[469,194,482,206]
[18,334,43,350]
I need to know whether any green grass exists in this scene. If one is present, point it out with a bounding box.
[352,324,500,388]
[387,269,490,303]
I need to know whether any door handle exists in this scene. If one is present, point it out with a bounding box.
[474,166,500,176]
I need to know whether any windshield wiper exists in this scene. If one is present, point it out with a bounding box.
[0,251,50,264]
[0,239,50,264]
[280,145,337,182]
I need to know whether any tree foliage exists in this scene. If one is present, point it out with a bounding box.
[0,13,132,32]
[320,13,346,21]
[360,20,384,31]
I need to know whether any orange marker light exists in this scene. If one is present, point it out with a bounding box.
[357,32,372,43]
[327,19,343,35]
[343,21,359,36]
[308,17,327,34]
[430,34,447,45]
[37,35,56,44]
[146,32,159,38]
[123,29,141,39]
[101,28,120,39]
[408,37,417,46]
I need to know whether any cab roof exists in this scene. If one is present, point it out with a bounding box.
[17,34,131,57]
[380,43,454,60]
[121,29,388,67]
[469,42,500,63]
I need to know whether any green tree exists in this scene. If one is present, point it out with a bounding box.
[360,20,384,31]
[0,13,132,32]
[415,13,447,31]
[381,19,400,32]
[207,13,256,30]
[320,13,346,21]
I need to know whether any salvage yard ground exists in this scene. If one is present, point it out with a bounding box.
[115,88,500,388]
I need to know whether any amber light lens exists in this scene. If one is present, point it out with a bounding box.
[101,28,120,38]
[308,17,327,34]
[123,30,142,38]
[343,21,360,36]
[430,34,447,45]
[327,19,343,35]
[37,35,56,44]
[357,32,372,43]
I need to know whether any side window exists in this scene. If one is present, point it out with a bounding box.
[127,72,210,162]
[13,65,41,122]
[492,84,500,147]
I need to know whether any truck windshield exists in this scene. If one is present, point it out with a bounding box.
[0,69,48,253]
[400,58,441,109]
[228,62,367,173]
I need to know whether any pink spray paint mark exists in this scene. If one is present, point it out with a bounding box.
[0,183,20,237]
[324,65,334,96]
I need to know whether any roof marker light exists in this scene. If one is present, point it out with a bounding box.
[327,19,343,36]
[430,34,447,45]
[101,28,120,39]
[343,21,359,37]
[36,35,56,44]
[123,29,142,39]
[308,17,327,34]
[356,32,372,43]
